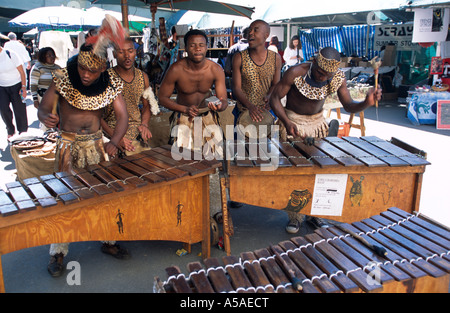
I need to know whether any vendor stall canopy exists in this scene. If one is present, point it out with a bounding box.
[262,0,450,27]
[7,6,152,31]
[89,0,255,19]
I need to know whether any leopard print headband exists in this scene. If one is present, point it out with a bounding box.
[78,50,107,71]
[316,50,340,73]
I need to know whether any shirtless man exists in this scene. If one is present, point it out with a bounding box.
[159,29,228,221]
[38,17,129,276]
[270,46,382,234]
[158,28,228,153]
[39,45,128,162]
[232,19,282,122]
[271,46,381,140]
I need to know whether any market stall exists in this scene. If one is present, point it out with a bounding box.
[9,131,57,183]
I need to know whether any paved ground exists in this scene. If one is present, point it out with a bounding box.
[0,93,449,293]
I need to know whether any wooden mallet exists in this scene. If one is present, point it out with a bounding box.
[369,56,382,119]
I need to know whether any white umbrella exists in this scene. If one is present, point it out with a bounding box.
[177,11,249,29]
[85,7,152,23]
[8,5,101,30]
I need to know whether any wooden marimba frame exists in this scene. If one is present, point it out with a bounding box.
[220,136,430,255]
[159,207,450,293]
[0,146,221,292]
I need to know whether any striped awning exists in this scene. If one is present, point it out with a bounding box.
[299,25,378,61]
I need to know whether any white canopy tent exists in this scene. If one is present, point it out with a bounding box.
[176,11,250,29]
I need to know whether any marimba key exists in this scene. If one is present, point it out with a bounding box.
[369,214,450,273]
[290,139,339,167]
[240,251,275,293]
[112,157,168,183]
[186,261,215,293]
[271,138,313,167]
[22,177,58,208]
[383,209,450,251]
[389,207,450,243]
[269,244,320,293]
[247,141,273,167]
[131,153,189,179]
[265,139,292,167]
[71,167,113,196]
[54,172,96,200]
[342,136,409,167]
[313,138,364,167]
[326,225,412,282]
[161,209,450,293]
[324,137,387,167]
[361,136,430,166]
[99,160,147,188]
[314,227,395,285]
[222,255,255,293]
[126,154,182,181]
[289,236,360,292]
[226,141,253,167]
[156,146,214,171]
[5,181,36,211]
[203,257,234,293]
[305,232,383,292]
[359,218,446,278]
[253,248,296,293]
[280,239,344,293]
[40,174,79,205]
[351,220,428,279]
[0,189,18,216]
[165,266,192,293]
[144,148,205,175]
[160,145,222,170]
[86,164,126,192]
[233,141,255,167]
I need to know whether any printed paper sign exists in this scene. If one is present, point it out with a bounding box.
[310,174,348,216]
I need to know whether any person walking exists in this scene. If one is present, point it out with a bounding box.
[0,43,28,138]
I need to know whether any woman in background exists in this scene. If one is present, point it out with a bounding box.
[283,35,304,67]
[30,47,61,108]
[268,35,279,53]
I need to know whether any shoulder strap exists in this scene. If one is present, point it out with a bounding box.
[5,50,11,58]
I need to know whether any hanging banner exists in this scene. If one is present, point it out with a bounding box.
[374,24,419,51]
[412,8,449,43]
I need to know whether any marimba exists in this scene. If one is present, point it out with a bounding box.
[159,207,450,293]
[221,136,430,255]
[0,145,220,292]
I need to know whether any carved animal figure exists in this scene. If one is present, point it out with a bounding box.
[349,176,364,206]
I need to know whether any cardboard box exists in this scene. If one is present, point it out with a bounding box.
[382,45,397,66]
[337,121,350,138]
[382,92,398,101]
[340,57,351,68]
[351,57,362,66]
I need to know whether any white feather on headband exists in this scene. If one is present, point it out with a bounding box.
[86,14,126,60]
[142,87,160,116]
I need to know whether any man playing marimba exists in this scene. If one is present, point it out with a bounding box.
[158,29,228,152]
[270,46,382,234]
[101,36,159,156]
[38,16,130,277]
[158,28,228,223]
[232,19,282,123]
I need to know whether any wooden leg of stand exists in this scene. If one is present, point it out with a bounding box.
[360,111,366,136]
[202,175,211,259]
[348,113,355,131]
[0,255,4,293]
[183,243,191,254]
[220,175,231,256]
